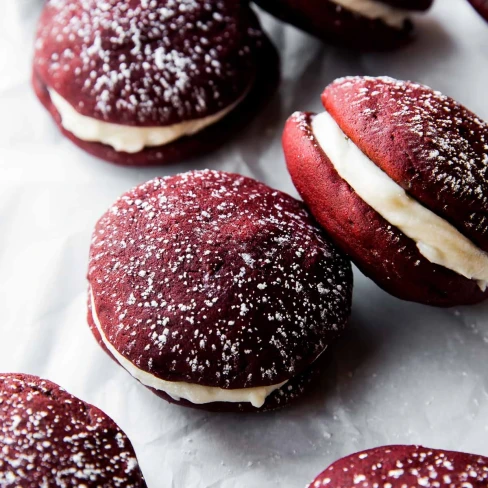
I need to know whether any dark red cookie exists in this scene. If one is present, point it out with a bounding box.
[468,0,488,21]
[253,0,433,51]
[309,445,488,487]
[284,77,488,307]
[33,1,279,166]
[0,373,146,487]
[87,170,353,412]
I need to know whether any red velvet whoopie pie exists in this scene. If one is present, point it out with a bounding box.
[0,373,146,487]
[33,0,279,166]
[253,0,433,51]
[467,0,488,22]
[87,170,353,412]
[284,76,488,307]
[309,445,488,487]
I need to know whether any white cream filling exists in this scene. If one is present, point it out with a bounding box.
[311,111,488,291]
[330,0,410,29]
[90,290,286,407]
[49,88,247,154]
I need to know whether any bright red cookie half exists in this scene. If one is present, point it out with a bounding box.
[309,445,488,487]
[284,76,488,307]
[87,170,353,412]
[253,0,433,51]
[0,373,146,487]
[33,0,279,166]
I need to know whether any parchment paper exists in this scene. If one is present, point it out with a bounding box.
[1,1,488,486]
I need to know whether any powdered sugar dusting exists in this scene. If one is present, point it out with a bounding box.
[34,0,261,125]
[0,374,145,487]
[326,76,488,247]
[88,170,352,389]
[310,445,488,487]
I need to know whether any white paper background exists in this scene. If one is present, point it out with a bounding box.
[1,1,488,486]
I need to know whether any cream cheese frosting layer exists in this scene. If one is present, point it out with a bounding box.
[89,290,287,408]
[330,0,410,29]
[49,88,248,154]
[311,111,488,291]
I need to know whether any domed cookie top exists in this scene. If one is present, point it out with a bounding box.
[0,373,146,487]
[309,445,488,487]
[87,170,352,409]
[34,0,259,126]
[322,76,488,252]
